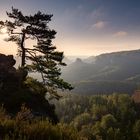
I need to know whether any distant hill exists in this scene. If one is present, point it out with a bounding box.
[62,58,92,82]
[83,56,95,63]
[62,49,140,95]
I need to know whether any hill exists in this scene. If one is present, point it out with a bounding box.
[62,49,140,95]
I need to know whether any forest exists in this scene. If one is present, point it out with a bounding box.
[54,93,140,140]
[0,93,140,140]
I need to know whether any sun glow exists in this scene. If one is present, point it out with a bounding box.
[0,27,8,39]
[0,28,7,34]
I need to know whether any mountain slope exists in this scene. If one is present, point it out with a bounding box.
[62,49,140,82]
[62,49,140,95]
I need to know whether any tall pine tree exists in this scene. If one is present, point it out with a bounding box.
[0,7,73,99]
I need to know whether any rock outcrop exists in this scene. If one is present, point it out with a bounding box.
[0,54,16,73]
[0,54,24,90]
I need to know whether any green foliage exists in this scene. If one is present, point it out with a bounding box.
[24,77,47,96]
[0,105,80,140]
[71,113,92,130]
[54,93,140,140]
[133,120,140,140]
[0,91,140,139]
[100,114,117,129]
[15,104,33,122]
[0,86,58,123]
[0,105,10,121]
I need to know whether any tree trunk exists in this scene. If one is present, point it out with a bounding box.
[21,33,26,67]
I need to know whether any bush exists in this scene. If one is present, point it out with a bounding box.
[0,106,81,140]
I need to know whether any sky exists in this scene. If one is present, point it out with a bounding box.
[0,0,140,56]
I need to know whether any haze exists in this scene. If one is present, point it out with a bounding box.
[0,0,140,56]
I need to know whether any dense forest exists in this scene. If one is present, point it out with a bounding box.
[0,93,140,139]
[54,93,140,140]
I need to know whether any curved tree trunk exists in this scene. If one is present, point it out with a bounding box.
[21,33,26,67]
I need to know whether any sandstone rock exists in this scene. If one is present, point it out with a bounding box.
[0,54,16,70]
[0,54,22,90]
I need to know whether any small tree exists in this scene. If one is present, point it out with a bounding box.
[0,7,73,98]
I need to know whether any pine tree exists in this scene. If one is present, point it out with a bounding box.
[0,7,73,98]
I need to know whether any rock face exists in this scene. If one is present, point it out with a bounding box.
[0,54,20,89]
[0,54,16,73]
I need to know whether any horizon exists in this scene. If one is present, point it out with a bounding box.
[9,47,140,62]
[0,0,140,56]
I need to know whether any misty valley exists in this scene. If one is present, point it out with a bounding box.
[19,49,140,95]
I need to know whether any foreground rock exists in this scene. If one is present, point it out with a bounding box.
[0,54,19,89]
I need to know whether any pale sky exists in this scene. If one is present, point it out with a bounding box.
[0,0,140,56]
